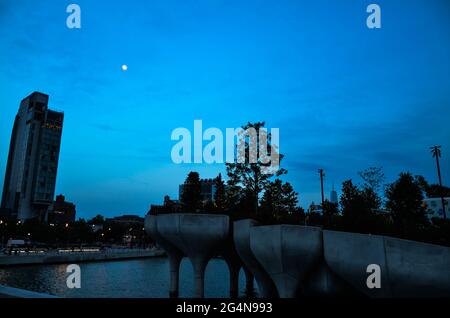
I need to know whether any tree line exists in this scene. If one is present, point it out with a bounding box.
[0,215,151,248]
[167,122,450,247]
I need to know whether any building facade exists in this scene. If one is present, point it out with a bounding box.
[149,195,183,214]
[179,178,217,203]
[106,214,145,226]
[47,194,76,224]
[1,92,64,221]
[330,189,338,205]
[423,197,450,219]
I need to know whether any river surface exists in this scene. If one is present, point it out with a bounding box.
[0,257,250,298]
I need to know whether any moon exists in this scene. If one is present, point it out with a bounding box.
[121,64,128,71]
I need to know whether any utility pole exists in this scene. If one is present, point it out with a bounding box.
[318,169,325,209]
[430,145,447,219]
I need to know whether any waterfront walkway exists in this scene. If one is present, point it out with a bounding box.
[0,248,165,267]
[0,284,58,298]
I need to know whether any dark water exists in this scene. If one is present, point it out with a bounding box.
[0,257,249,298]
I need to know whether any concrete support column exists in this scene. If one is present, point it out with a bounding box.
[192,258,208,298]
[226,261,241,298]
[145,215,185,298]
[243,267,255,296]
[222,242,243,299]
[233,219,278,298]
[168,254,182,298]
[156,214,230,298]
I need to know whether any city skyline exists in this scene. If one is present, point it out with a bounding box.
[1,0,450,219]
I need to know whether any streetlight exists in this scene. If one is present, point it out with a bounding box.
[430,145,447,219]
[65,223,70,246]
[318,169,325,208]
[0,220,4,248]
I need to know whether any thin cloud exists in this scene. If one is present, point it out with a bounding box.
[92,123,141,134]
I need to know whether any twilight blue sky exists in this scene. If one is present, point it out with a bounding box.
[1,0,449,219]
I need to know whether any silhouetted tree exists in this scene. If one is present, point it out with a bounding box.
[426,184,450,198]
[226,122,286,217]
[260,179,298,222]
[322,199,339,228]
[234,188,257,219]
[180,171,202,212]
[358,167,385,192]
[69,219,95,244]
[203,200,216,213]
[305,212,323,227]
[90,215,105,225]
[358,166,385,208]
[386,172,429,237]
[415,175,450,198]
[224,167,239,207]
[213,173,226,212]
[340,180,379,233]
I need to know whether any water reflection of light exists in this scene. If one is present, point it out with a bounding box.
[0,259,248,298]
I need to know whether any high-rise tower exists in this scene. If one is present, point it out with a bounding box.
[330,183,338,205]
[1,92,64,220]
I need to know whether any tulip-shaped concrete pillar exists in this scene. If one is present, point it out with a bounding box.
[323,230,392,298]
[244,266,255,296]
[233,219,277,298]
[191,257,208,298]
[305,262,359,296]
[383,236,450,297]
[168,254,183,298]
[222,242,244,298]
[157,213,229,298]
[324,230,450,297]
[250,225,323,298]
[227,263,241,298]
[145,215,184,298]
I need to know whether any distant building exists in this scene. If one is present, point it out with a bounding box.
[179,178,217,203]
[423,197,450,219]
[106,215,144,226]
[163,195,181,208]
[47,194,76,224]
[1,92,64,221]
[330,187,338,205]
[307,201,323,214]
[149,195,182,214]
